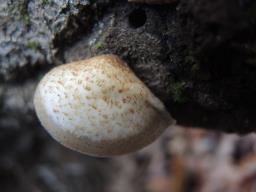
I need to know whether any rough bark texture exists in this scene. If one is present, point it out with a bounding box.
[2,1,256,192]
[1,0,256,142]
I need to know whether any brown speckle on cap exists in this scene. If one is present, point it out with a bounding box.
[33,54,175,157]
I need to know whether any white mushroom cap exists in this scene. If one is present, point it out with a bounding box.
[34,54,175,157]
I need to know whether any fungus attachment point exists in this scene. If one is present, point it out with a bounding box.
[34,55,175,157]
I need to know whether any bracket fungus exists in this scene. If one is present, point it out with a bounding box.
[34,55,175,157]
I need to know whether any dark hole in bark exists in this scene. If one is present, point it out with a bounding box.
[129,9,147,28]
